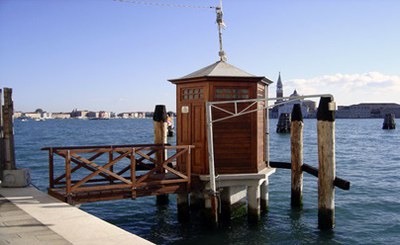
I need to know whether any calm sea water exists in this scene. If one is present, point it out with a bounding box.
[13,118,400,244]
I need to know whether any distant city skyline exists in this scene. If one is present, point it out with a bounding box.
[1,0,399,112]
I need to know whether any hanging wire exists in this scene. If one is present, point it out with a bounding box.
[114,0,215,9]
[114,0,227,61]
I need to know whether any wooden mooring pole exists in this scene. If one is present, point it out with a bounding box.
[1,88,30,187]
[2,88,16,171]
[0,88,4,180]
[317,97,336,229]
[153,105,169,205]
[291,104,303,208]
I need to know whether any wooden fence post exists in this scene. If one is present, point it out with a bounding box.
[153,105,169,205]
[66,150,72,204]
[2,88,16,171]
[317,97,336,229]
[291,104,303,208]
[0,88,4,180]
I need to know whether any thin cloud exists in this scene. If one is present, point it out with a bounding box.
[281,72,400,105]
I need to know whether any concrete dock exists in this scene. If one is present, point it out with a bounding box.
[0,186,153,245]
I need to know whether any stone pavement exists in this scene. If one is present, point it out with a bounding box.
[0,195,71,244]
[0,186,153,245]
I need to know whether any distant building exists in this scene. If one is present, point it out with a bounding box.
[41,112,52,119]
[278,90,316,118]
[117,112,146,119]
[99,111,111,119]
[336,103,400,118]
[86,111,99,119]
[52,112,71,119]
[270,73,316,118]
[13,111,23,119]
[87,111,111,119]
[71,109,89,119]
[24,112,42,119]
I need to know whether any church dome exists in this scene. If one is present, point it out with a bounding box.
[290,89,299,97]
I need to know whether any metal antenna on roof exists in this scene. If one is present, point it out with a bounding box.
[216,0,227,62]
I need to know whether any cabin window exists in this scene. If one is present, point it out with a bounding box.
[182,88,204,100]
[215,88,249,99]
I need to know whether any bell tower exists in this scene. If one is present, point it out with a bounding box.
[276,72,283,102]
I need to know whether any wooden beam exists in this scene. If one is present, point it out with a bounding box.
[269,161,350,191]
[269,161,291,169]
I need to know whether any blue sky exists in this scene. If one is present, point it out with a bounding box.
[1,0,399,113]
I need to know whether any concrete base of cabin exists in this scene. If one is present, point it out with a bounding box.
[182,167,276,224]
[177,193,190,222]
[220,186,248,220]
[1,168,31,188]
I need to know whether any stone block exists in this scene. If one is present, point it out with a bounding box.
[1,169,31,187]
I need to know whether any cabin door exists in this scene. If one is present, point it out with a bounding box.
[178,102,206,174]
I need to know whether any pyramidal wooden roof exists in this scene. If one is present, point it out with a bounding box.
[169,60,273,84]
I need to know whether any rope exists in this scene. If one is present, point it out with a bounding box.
[114,0,215,9]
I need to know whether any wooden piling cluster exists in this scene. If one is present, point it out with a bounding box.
[382,113,395,129]
[0,88,17,181]
[276,113,291,133]
[271,97,348,230]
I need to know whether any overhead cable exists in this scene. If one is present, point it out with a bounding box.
[114,0,215,9]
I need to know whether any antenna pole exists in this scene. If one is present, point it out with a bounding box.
[216,0,227,61]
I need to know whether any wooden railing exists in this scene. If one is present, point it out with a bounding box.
[41,144,194,204]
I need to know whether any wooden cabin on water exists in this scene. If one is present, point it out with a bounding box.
[170,60,272,174]
[170,60,276,222]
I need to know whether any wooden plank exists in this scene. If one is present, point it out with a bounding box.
[136,178,189,187]
[136,185,186,197]
[71,183,132,193]
[41,143,168,151]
